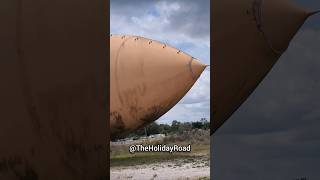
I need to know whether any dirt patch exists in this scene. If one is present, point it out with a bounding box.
[110,158,209,180]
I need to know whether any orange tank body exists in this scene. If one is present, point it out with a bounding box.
[110,35,206,139]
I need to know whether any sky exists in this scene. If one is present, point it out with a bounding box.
[110,0,210,124]
[213,1,320,180]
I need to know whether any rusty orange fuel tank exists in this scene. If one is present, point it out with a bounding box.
[213,0,319,133]
[110,35,206,139]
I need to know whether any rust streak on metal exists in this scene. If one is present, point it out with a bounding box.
[110,35,206,139]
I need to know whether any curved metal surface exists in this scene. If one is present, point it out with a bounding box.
[110,35,206,140]
[0,0,108,179]
[212,0,312,134]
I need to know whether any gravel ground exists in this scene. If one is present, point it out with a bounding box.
[110,157,210,180]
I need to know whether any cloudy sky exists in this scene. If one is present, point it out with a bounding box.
[110,0,210,124]
[213,1,320,179]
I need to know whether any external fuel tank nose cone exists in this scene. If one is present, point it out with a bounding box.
[189,58,207,80]
[260,0,309,53]
[213,0,312,134]
[110,35,206,140]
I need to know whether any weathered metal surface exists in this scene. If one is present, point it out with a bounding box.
[110,35,206,140]
[212,0,316,134]
[0,0,108,179]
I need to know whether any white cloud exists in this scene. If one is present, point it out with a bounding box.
[158,69,210,124]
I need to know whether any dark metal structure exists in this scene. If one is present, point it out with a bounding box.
[0,0,108,179]
[212,0,319,134]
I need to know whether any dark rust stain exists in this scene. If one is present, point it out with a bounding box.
[16,167,38,180]
[137,84,147,96]
[110,112,126,131]
[0,156,38,180]
[16,0,42,137]
[0,156,23,173]
[140,106,164,123]
[114,36,136,106]
[252,0,262,31]
[110,112,126,140]
[138,106,165,129]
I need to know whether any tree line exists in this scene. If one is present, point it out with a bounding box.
[128,118,210,137]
